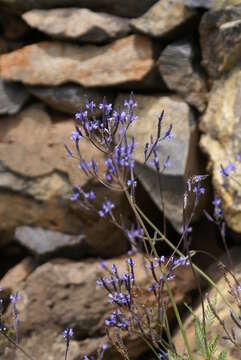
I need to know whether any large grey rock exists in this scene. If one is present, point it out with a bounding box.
[0,36,154,87]
[116,94,205,232]
[0,79,29,115]
[200,5,241,78]
[22,8,130,44]
[185,0,241,9]
[0,104,128,257]
[157,40,207,112]
[131,0,197,39]
[15,226,88,260]
[28,84,114,115]
[200,65,241,234]
[184,0,213,7]
[0,0,159,18]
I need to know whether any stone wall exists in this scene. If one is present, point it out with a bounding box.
[0,0,241,358]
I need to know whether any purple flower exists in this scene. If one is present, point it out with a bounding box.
[127,226,144,244]
[10,292,20,306]
[100,343,108,360]
[220,163,236,177]
[124,92,138,111]
[163,124,173,140]
[98,199,115,218]
[174,256,190,268]
[62,327,73,347]
[70,192,80,202]
[10,292,20,342]
[193,185,205,196]
[105,309,129,330]
[163,156,170,170]
[84,191,96,202]
[85,99,96,111]
[127,179,137,188]
[70,131,81,142]
[181,225,192,234]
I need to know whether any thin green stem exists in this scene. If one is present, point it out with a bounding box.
[124,189,158,257]
[135,204,237,316]
[163,273,193,360]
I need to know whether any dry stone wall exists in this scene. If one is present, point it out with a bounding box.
[0,0,241,359]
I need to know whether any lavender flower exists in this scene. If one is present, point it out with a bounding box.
[10,292,20,342]
[98,199,115,218]
[99,343,108,360]
[105,309,129,330]
[220,163,236,177]
[62,327,73,360]
[62,327,73,346]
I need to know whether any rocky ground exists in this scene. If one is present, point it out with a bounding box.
[0,0,241,359]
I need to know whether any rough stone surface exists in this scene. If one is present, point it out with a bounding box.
[28,84,114,115]
[0,78,29,115]
[184,0,213,7]
[185,0,241,8]
[200,5,241,78]
[131,0,197,38]
[15,226,88,259]
[157,40,207,112]
[2,253,193,359]
[0,36,154,87]
[0,104,128,257]
[22,8,130,44]
[0,0,159,18]
[116,94,205,232]
[0,257,35,303]
[173,247,241,359]
[200,65,241,234]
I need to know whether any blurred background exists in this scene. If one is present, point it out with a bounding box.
[0,0,240,359]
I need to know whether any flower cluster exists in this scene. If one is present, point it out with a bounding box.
[67,93,139,193]
[66,93,175,230]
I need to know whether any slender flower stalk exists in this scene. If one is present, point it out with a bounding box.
[62,327,73,360]
[10,292,20,343]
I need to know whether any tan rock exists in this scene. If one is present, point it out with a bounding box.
[116,94,206,232]
[22,8,130,43]
[157,40,207,112]
[173,247,241,359]
[200,5,241,78]
[131,0,196,38]
[200,65,241,233]
[0,104,128,257]
[0,257,35,301]
[0,35,154,87]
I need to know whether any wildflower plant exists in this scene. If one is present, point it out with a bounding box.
[1,93,240,360]
[65,92,235,359]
